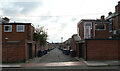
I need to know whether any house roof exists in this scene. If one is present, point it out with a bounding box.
[78,19,109,25]
[95,20,109,23]
[106,13,116,20]
[65,38,72,44]
[81,19,96,21]
[78,19,96,24]
[2,22,31,25]
[72,34,85,43]
[73,34,81,42]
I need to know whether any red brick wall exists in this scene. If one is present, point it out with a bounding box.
[78,20,109,40]
[95,23,109,39]
[2,25,27,42]
[113,14,119,31]
[2,24,35,62]
[2,24,34,42]
[36,40,41,56]
[78,22,84,40]
[114,2,120,31]
[84,39,119,60]
[26,25,34,41]
[2,41,26,62]
[78,21,95,40]
[71,36,76,50]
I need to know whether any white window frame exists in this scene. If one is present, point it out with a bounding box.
[4,25,12,32]
[84,22,92,39]
[95,24,106,30]
[84,22,92,29]
[17,25,25,32]
[77,28,79,37]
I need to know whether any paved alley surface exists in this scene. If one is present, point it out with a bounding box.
[2,48,119,70]
[29,48,78,63]
[2,48,120,70]
[21,48,87,68]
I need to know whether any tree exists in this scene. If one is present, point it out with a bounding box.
[33,26,48,47]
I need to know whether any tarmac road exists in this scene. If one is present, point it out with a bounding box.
[29,48,78,63]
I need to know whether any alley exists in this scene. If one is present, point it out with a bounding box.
[21,48,86,68]
[29,48,78,63]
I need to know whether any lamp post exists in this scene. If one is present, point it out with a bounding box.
[61,37,63,43]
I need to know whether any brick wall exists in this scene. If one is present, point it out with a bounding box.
[114,1,120,31]
[78,20,109,40]
[2,40,26,62]
[34,40,41,56]
[26,25,34,41]
[84,39,119,60]
[2,23,35,62]
[78,22,84,40]
[78,20,95,40]
[95,22,109,38]
[71,36,75,50]
[2,25,26,42]
[2,24,34,42]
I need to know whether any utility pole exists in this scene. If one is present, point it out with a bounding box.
[61,37,63,43]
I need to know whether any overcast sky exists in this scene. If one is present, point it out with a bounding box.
[0,0,119,43]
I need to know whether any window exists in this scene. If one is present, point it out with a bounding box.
[77,28,79,36]
[95,24,106,30]
[84,22,92,29]
[4,25,12,32]
[109,20,113,32]
[17,25,25,32]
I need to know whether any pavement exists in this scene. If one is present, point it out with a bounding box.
[0,64,21,67]
[75,57,120,67]
[1,48,120,68]
[84,60,120,67]
[21,61,86,68]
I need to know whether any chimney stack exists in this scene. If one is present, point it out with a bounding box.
[101,15,105,21]
[2,17,10,23]
[108,12,112,16]
[118,1,120,4]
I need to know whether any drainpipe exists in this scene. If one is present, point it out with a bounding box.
[86,40,88,61]
[93,22,95,38]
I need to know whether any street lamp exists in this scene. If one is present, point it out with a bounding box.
[61,37,63,43]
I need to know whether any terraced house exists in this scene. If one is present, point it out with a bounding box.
[106,1,120,38]
[75,1,120,61]
[2,17,36,62]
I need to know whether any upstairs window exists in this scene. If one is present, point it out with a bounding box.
[84,22,92,29]
[17,25,25,32]
[4,25,12,32]
[95,24,106,30]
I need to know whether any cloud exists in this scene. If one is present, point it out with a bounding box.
[50,17,59,23]
[60,22,68,30]
[14,2,41,14]
[1,0,117,43]
[0,2,42,16]
[40,16,51,21]
[71,18,77,22]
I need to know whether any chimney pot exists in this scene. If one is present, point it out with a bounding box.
[118,1,120,4]
[101,15,105,21]
[108,12,112,16]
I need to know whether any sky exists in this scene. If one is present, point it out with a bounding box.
[0,0,119,43]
